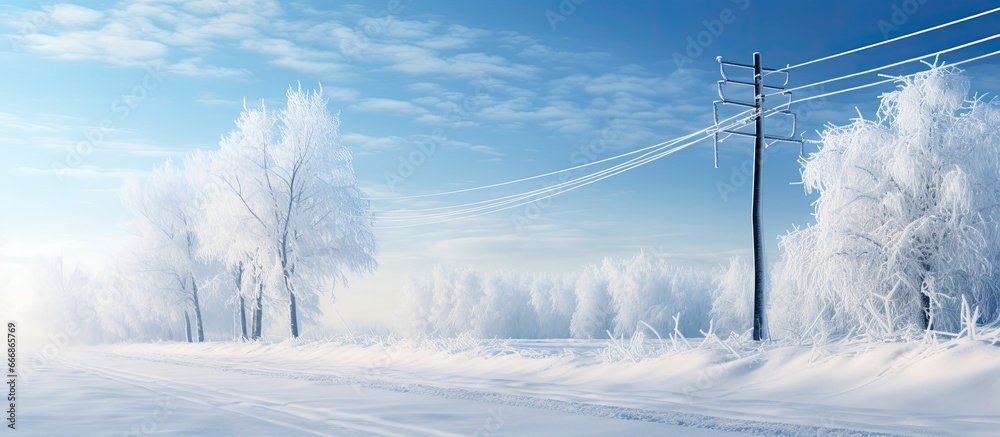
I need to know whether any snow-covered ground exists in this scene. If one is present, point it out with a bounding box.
[16,335,1000,436]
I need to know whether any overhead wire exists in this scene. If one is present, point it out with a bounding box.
[375,112,764,227]
[375,13,998,205]
[765,33,1000,98]
[375,135,711,228]
[376,137,697,223]
[371,15,1000,227]
[780,48,1000,107]
[768,6,1000,74]
[368,119,747,202]
[373,108,755,217]
[376,47,1000,228]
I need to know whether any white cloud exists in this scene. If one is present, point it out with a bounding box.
[518,44,609,63]
[321,86,361,102]
[181,0,281,17]
[15,165,134,179]
[86,139,190,157]
[167,57,249,78]
[47,4,104,26]
[583,74,664,96]
[470,145,503,156]
[241,37,344,76]
[12,2,544,83]
[9,1,280,76]
[0,112,62,133]
[408,82,447,93]
[341,133,411,150]
[23,30,168,64]
[350,98,427,115]
[195,92,241,106]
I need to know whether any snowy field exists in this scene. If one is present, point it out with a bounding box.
[4,5,999,435]
[17,335,1000,436]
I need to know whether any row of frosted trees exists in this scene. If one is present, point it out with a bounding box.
[396,67,1000,341]
[398,252,715,339]
[115,86,378,341]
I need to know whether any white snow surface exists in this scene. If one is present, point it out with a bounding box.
[18,335,1000,436]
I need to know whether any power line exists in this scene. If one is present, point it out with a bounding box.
[376,125,717,218]
[373,21,999,207]
[370,109,749,202]
[376,136,695,222]
[375,108,788,228]
[770,6,1000,73]
[783,48,1000,107]
[766,33,1000,98]
[373,46,1000,227]
[373,109,754,215]
[375,135,710,228]
[375,110,768,227]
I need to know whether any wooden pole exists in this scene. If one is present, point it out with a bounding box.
[752,52,767,341]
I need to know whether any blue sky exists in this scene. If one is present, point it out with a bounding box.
[1,0,998,328]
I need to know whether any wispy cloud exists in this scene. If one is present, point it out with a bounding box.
[21,29,168,65]
[350,98,428,115]
[167,57,250,78]
[47,4,104,26]
[4,0,280,77]
[15,165,135,179]
[195,92,241,107]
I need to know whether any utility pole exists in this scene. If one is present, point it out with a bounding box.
[713,52,801,341]
[751,52,766,342]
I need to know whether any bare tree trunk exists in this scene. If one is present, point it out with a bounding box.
[919,258,933,331]
[191,276,205,342]
[285,275,299,338]
[252,283,263,340]
[920,291,931,330]
[239,296,248,341]
[184,311,192,343]
[234,263,247,340]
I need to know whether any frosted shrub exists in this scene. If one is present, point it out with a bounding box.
[605,252,712,337]
[398,252,714,339]
[770,66,1000,339]
[569,265,613,338]
[711,257,753,336]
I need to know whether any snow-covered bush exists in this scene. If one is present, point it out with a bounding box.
[711,256,753,336]
[398,251,714,339]
[770,66,1000,339]
[570,264,614,338]
[605,253,713,337]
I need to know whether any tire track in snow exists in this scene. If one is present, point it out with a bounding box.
[86,350,904,436]
[57,356,465,437]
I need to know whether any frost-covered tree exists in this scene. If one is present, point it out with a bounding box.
[97,250,190,342]
[398,252,714,339]
[210,85,378,338]
[604,252,712,337]
[711,256,753,336]
[121,157,214,341]
[529,273,576,338]
[569,265,613,338]
[770,66,1000,338]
